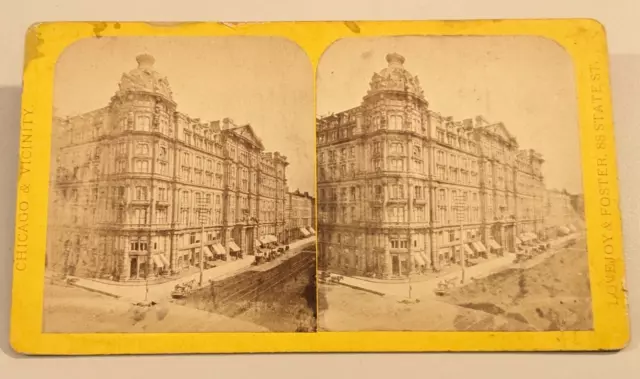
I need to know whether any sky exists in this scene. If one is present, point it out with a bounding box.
[317,36,583,194]
[54,36,315,194]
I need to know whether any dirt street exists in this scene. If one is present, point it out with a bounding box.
[318,283,534,332]
[43,282,268,333]
[442,238,593,331]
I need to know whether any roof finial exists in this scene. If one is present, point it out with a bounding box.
[136,53,155,69]
[386,52,405,68]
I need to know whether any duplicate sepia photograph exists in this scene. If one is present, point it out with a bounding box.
[316,36,590,332]
[44,36,317,333]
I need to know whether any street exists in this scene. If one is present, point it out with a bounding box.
[42,282,270,333]
[322,233,583,300]
[63,236,316,302]
[318,233,590,331]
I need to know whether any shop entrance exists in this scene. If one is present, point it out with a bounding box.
[392,255,400,276]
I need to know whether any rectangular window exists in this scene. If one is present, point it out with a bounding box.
[135,143,149,155]
[135,208,147,225]
[135,160,149,173]
[135,186,148,200]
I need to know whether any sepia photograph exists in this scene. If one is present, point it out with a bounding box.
[316,36,591,332]
[43,36,317,333]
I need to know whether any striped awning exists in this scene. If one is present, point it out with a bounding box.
[488,239,502,250]
[203,246,214,257]
[472,241,487,253]
[300,228,310,237]
[519,234,532,242]
[515,237,523,245]
[158,254,170,266]
[151,254,164,268]
[413,253,426,266]
[254,239,262,247]
[211,244,226,256]
[463,244,475,257]
[307,227,316,234]
[228,241,241,252]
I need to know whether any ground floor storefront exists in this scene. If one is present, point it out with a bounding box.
[47,224,278,282]
[318,219,547,279]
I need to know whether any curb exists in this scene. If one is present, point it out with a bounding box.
[337,282,386,297]
[70,283,122,299]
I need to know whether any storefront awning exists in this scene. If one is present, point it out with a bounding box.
[420,252,429,265]
[267,235,278,243]
[204,246,215,258]
[254,239,262,248]
[228,241,241,252]
[300,227,310,237]
[488,239,502,250]
[151,254,164,268]
[211,244,226,256]
[568,224,577,232]
[259,236,270,245]
[463,244,475,257]
[472,241,487,253]
[526,232,538,240]
[558,226,571,235]
[307,227,316,234]
[413,254,426,266]
[515,237,523,245]
[519,234,531,242]
[158,254,170,266]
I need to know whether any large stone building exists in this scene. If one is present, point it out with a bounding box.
[284,189,316,241]
[316,53,547,278]
[544,188,584,235]
[47,54,290,281]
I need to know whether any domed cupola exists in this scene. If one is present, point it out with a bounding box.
[367,53,425,100]
[116,54,174,101]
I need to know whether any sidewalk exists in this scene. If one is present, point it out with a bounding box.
[326,233,584,300]
[69,235,317,302]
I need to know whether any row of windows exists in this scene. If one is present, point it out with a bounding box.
[319,146,356,164]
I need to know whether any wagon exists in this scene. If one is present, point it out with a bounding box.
[171,283,192,299]
[433,281,453,296]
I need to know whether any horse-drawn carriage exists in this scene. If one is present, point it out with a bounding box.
[318,271,344,284]
[433,278,457,296]
[514,249,533,263]
[171,279,197,299]
[253,244,290,265]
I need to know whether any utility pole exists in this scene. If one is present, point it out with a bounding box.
[197,196,208,287]
[200,221,204,286]
[456,194,466,285]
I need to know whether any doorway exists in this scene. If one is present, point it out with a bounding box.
[130,257,138,279]
[392,255,400,276]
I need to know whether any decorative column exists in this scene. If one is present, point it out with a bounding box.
[383,234,392,278]
[407,177,414,276]
[122,250,131,281]
[430,230,438,270]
